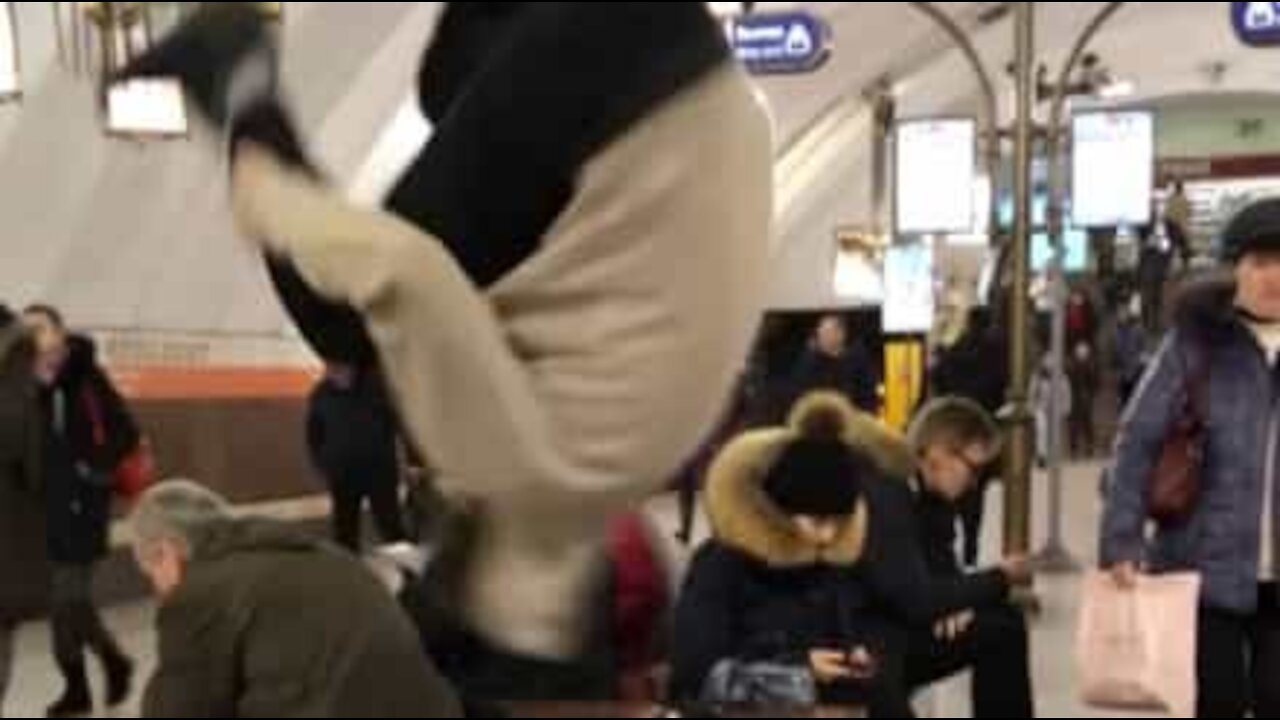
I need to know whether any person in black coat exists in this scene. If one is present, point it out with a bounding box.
[900,398,1036,718]
[0,306,49,716]
[670,394,1017,717]
[307,364,407,552]
[929,308,1009,568]
[788,315,881,416]
[23,306,136,718]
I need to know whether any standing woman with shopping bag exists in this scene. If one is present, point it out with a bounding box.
[1101,198,1280,718]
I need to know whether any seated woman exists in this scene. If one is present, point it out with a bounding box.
[669,396,913,716]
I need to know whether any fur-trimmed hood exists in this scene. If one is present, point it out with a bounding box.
[704,393,915,569]
[1170,271,1243,341]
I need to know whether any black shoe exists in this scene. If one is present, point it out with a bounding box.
[48,661,92,718]
[115,2,276,128]
[45,687,92,718]
[103,654,135,708]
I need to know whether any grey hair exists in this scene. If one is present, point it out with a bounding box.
[130,479,233,555]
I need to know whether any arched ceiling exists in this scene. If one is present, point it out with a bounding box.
[769,1,1280,308]
[0,2,1275,334]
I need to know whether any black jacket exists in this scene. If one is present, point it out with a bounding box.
[789,347,880,415]
[39,336,139,565]
[931,327,1007,415]
[859,475,1009,626]
[670,394,1007,706]
[912,486,967,577]
[0,323,49,619]
[306,371,399,484]
[671,543,896,706]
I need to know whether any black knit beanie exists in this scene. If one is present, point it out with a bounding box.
[1222,198,1280,263]
[764,407,864,518]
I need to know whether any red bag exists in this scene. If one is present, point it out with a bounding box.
[113,439,157,500]
[83,387,156,501]
[1147,341,1209,526]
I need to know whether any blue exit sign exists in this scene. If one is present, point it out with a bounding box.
[1234,2,1280,46]
[726,12,832,75]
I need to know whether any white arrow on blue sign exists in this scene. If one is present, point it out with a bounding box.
[1233,2,1280,46]
[727,12,832,75]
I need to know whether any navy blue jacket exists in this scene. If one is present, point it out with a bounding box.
[1103,278,1279,613]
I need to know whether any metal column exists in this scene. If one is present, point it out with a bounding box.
[1004,2,1037,565]
[1037,2,1127,573]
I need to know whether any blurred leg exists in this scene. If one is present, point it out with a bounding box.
[1253,585,1280,717]
[368,462,409,545]
[1197,608,1250,718]
[330,474,364,552]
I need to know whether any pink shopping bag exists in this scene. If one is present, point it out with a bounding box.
[1077,571,1202,717]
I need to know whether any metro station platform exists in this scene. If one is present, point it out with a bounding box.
[0,462,1163,718]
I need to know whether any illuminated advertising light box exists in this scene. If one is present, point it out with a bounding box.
[1072,110,1155,228]
[1032,229,1090,273]
[896,118,977,235]
[832,227,886,305]
[883,241,935,335]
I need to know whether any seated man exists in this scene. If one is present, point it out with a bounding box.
[670,395,1019,717]
[130,480,463,718]
[858,396,1037,717]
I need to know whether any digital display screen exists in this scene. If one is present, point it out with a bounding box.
[883,242,935,335]
[1032,229,1090,273]
[1072,111,1155,228]
[832,228,885,305]
[896,118,977,235]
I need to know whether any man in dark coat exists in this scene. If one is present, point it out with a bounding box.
[898,398,1036,717]
[0,306,50,715]
[788,315,881,415]
[307,364,407,552]
[23,306,135,717]
[131,480,463,718]
[929,307,1008,567]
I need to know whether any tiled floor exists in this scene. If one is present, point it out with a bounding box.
[1,462,1175,718]
[3,604,153,718]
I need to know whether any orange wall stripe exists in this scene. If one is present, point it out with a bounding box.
[110,367,319,401]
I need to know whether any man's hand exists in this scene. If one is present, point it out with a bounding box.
[809,650,854,685]
[1000,554,1034,585]
[845,647,878,681]
[1110,562,1140,590]
[933,611,976,643]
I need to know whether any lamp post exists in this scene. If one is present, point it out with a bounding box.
[1037,1,1128,574]
[1003,1,1038,568]
[900,2,1132,575]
